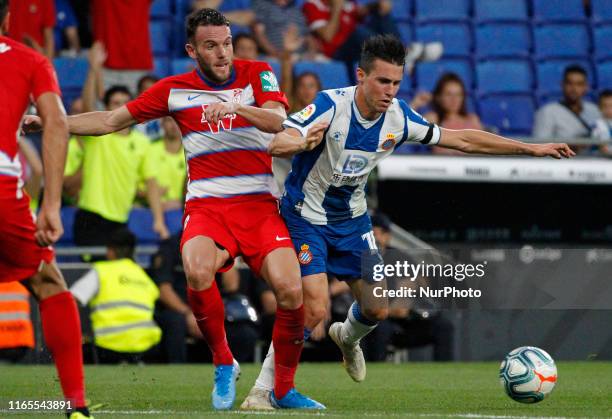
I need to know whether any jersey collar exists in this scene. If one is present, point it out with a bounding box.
[195,65,237,90]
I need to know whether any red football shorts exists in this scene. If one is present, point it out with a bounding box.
[181,195,293,275]
[0,191,54,283]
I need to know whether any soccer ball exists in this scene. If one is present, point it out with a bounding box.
[499,346,557,404]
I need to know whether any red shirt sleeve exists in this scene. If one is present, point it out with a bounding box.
[42,0,56,28]
[31,54,61,101]
[126,79,171,122]
[249,61,289,111]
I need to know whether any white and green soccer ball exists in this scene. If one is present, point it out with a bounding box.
[499,346,557,404]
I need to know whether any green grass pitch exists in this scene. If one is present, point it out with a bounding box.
[0,362,610,418]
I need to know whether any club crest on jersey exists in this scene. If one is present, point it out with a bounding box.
[260,71,280,92]
[382,133,396,150]
[291,104,317,124]
[200,104,236,133]
[298,244,313,265]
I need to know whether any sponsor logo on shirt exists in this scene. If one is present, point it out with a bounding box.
[260,71,280,92]
[200,104,236,133]
[342,154,368,174]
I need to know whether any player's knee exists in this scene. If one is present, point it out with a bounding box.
[272,280,303,310]
[184,262,216,290]
[363,306,389,322]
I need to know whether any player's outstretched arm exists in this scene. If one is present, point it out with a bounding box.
[23,105,137,137]
[438,128,575,159]
[268,123,328,158]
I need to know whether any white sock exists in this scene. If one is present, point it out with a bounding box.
[339,301,378,346]
[254,343,275,391]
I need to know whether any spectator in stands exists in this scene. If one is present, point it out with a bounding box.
[7,0,55,58]
[70,229,162,364]
[134,75,163,141]
[54,0,80,56]
[593,90,612,155]
[533,65,602,142]
[252,0,307,58]
[144,117,186,211]
[0,282,35,363]
[233,33,259,60]
[65,42,169,248]
[152,233,257,363]
[91,0,154,94]
[360,212,455,361]
[191,0,255,27]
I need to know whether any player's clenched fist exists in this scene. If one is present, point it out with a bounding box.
[303,122,328,151]
[22,115,43,134]
[530,143,576,159]
[203,102,238,125]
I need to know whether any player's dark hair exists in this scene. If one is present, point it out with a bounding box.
[107,228,136,260]
[599,89,612,104]
[137,74,159,95]
[431,72,469,120]
[563,64,588,82]
[103,85,133,107]
[186,8,230,44]
[232,33,256,50]
[0,0,9,23]
[359,34,406,74]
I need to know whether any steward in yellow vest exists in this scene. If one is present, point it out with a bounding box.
[70,229,161,363]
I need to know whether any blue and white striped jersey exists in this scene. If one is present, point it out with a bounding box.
[282,86,441,225]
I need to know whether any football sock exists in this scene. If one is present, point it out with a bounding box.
[187,284,233,366]
[339,301,378,346]
[39,291,86,408]
[272,305,304,399]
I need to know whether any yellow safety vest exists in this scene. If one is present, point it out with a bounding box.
[0,282,34,349]
[90,259,161,353]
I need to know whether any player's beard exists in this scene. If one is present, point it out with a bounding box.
[195,53,231,84]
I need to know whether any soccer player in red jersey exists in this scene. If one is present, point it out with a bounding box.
[0,1,90,418]
[25,8,325,411]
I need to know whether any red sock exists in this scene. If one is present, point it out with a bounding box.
[273,305,304,399]
[187,283,233,366]
[39,291,86,408]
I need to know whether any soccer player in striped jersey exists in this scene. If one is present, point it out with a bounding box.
[25,8,325,411]
[242,34,574,409]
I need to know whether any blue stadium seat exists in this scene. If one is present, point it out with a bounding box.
[128,208,157,243]
[392,0,412,21]
[473,0,528,23]
[150,21,171,56]
[165,209,184,236]
[475,24,530,59]
[153,57,170,78]
[594,26,612,61]
[597,61,612,89]
[220,0,251,11]
[150,0,171,19]
[533,24,590,59]
[532,0,586,23]
[294,60,350,89]
[592,0,612,24]
[266,59,281,80]
[415,0,469,22]
[416,23,472,57]
[58,206,77,245]
[478,95,535,135]
[53,57,88,90]
[476,60,532,95]
[536,60,594,95]
[397,22,412,45]
[415,59,473,92]
[171,58,196,75]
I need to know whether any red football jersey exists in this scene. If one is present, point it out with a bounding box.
[126,59,289,209]
[303,0,360,57]
[0,35,60,198]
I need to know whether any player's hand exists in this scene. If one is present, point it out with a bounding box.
[203,102,238,126]
[154,220,170,240]
[531,143,576,159]
[35,204,64,247]
[22,115,43,134]
[303,122,329,151]
[283,24,304,54]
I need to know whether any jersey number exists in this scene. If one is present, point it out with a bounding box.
[361,231,378,250]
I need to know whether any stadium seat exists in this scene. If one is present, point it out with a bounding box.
[397,22,412,45]
[220,0,251,11]
[532,0,586,23]
[294,60,350,90]
[414,0,469,22]
[415,59,473,92]
[150,0,172,19]
[58,206,77,245]
[171,58,196,75]
[594,26,612,61]
[150,21,171,56]
[476,60,532,95]
[533,24,590,59]
[128,208,157,243]
[53,57,88,90]
[416,23,472,57]
[153,57,170,78]
[536,60,594,95]
[478,95,535,135]
[597,61,612,89]
[475,24,530,59]
[165,209,184,236]
[392,0,412,21]
[473,0,528,23]
[592,0,612,24]
[266,59,281,80]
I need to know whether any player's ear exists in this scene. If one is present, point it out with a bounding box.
[185,42,197,60]
[356,67,366,85]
